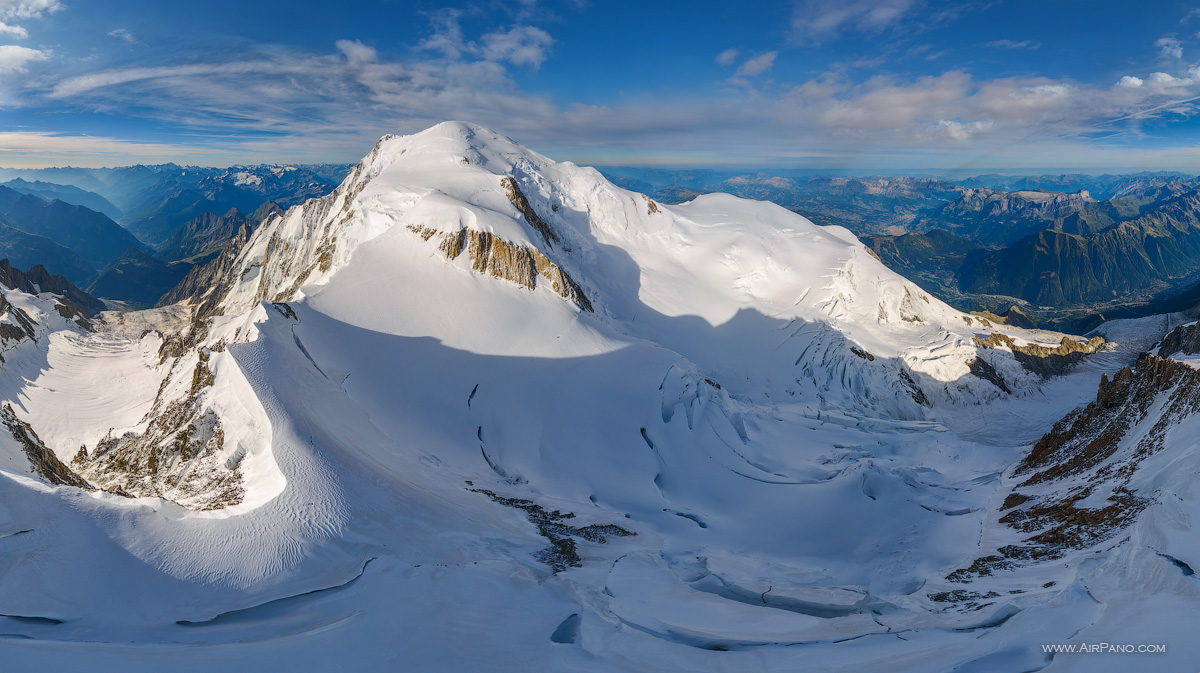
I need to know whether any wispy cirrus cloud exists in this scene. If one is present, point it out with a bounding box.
[0,130,233,167]
[789,0,920,42]
[107,28,136,44]
[985,39,1039,50]
[736,51,777,77]
[714,48,738,66]
[417,10,552,69]
[42,32,1200,167]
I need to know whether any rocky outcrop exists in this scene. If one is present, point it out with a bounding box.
[409,225,593,312]
[971,306,1036,329]
[1156,321,1200,358]
[73,349,244,510]
[973,333,1105,378]
[966,356,1010,393]
[944,353,1189,584]
[1017,354,1195,481]
[469,486,633,572]
[1,404,93,490]
[501,177,560,248]
[0,291,39,345]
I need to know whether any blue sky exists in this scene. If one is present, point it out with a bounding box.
[4,0,1200,169]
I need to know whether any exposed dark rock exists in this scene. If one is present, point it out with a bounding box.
[74,349,243,510]
[1156,321,1200,358]
[469,487,634,572]
[0,291,40,346]
[966,356,1010,394]
[949,353,1192,581]
[849,346,875,361]
[1,404,92,490]
[899,368,930,406]
[271,302,297,320]
[973,333,1105,378]
[500,177,560,248]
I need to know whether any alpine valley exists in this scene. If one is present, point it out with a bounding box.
[4,122,1200,673]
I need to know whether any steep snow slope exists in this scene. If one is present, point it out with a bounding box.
[0,122,1186,672]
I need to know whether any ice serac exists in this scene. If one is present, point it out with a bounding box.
[0,121,1164,673]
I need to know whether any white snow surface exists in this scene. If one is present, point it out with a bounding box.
[0,122,1191,671]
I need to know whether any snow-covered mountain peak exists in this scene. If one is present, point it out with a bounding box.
[192,122,1096,419]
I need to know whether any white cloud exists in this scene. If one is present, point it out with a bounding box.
[0,44,44,73]
[736,51,777,77]
[335,39,376,65]
[0,131,232,167]
[715,49,739,66]
[0,21,26,37]
[1116,75,1144,88]
[790,0,919,42]
[417,9,468,60]
[480,25,552,69]
[1158,36,1184,60]
[985,39,1039,50]
[107,28,136,43]
[418,12,551,69]
[0,0,60,38]
[0,0,60,21]
[934,119,993,140]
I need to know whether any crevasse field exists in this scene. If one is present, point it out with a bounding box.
[0,123,1194,672]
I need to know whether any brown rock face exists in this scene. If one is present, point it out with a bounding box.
[970,306,1036,329]
[501,177,560,248]
[409,224,593,312]
[972,332,1105,378]
[946,353,1193,584]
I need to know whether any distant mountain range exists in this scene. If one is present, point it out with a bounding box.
[0,163,350,245]
[88,202,284,307]
[0,163,338,306]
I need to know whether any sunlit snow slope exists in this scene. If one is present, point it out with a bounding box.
[0,122,1190,672]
